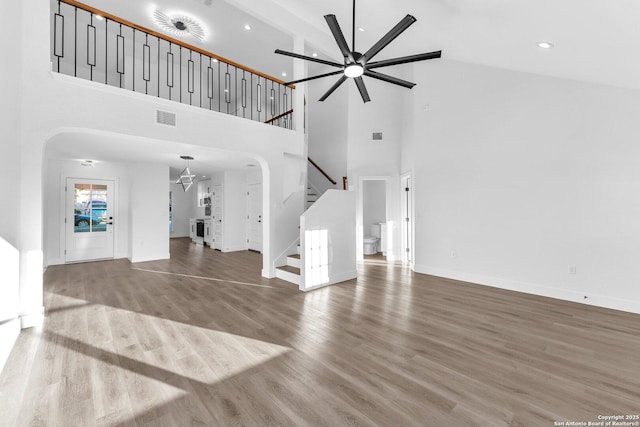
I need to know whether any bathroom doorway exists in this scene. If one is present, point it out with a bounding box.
[358,177,388,261]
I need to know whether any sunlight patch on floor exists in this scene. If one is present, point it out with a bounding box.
[131,267,275,288]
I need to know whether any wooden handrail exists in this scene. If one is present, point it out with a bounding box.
[308,157,337,185]
[264,109,294,124]
[59,0,295,89]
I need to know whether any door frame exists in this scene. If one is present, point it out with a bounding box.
[400,172,414,267]
[61,175,119,263]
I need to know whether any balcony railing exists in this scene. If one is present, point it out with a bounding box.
[51,0,294,129]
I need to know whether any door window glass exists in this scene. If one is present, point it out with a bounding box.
[74,183,108,233]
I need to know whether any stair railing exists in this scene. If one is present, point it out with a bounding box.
[51,0,294,129]
[307,157,337,185]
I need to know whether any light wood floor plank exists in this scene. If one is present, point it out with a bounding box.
[1,238,639,426]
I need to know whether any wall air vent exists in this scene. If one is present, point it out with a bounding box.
[372,132,383,141]
[156,110,177,127]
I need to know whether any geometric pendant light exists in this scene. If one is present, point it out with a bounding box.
[176,155,196,191]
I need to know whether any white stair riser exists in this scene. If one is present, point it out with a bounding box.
[287,256,301,268]
[276,268,300,285]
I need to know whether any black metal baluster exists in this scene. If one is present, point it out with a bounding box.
[54,1,63,72]
[87,14,96,81]
[133,29,135,92]
[257,78,262,121]
[143,35,150,94]
[270,82,275,118]
[117,24,124,88]
[199,53,202,108]
[207,59,213,110]
[224,64,231,114]
[105,17,108,85]
[74,7,77,77]
[188,51,194,105]
[250,73,253,121]
[241,71,247,118]
[167,43,173,100]
[234,67,238,116]
[157,38,160,97]
[179,46,182,103]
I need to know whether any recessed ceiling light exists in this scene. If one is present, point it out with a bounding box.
[282,72,287,77]
[212,58,218,63]
[244,24,252,31]
[358,27,365,32]
[537,41,554,49]
[312,52,318,57]
[95,14,104,21]
[81,160,95,167]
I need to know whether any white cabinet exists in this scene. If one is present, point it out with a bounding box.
[189,218,196,241]
[204,219,213,246]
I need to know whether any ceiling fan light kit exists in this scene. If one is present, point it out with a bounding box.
[275,0,442,103]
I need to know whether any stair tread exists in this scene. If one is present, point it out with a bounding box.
[276,265,300,275]
[287,254,300,259]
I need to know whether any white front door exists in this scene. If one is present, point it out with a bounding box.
[212,184,223,250]
[65,178,115,262]
[246,183,263,252]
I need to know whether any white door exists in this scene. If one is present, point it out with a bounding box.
[212,184,223,250]
[66,178,115,262]
[246,183,263,252]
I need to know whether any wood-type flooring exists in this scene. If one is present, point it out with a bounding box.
[0,238,638,426]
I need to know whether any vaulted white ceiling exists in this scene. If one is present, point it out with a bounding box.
[80,0,640,89]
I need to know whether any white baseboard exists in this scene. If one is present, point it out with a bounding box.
[0,318,21,375]
[414,265,640,315]
[301,270,357,292]
[221,245,249,253]
[130,253,170,263]
[170,233,189,238]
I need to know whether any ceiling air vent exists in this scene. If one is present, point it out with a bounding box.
[156,110,177,127]
[372,132,383,141]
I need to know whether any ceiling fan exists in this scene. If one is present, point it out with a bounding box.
[275,0,442,103]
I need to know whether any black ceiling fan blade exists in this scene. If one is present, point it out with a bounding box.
[354,76,371,103]
[283,70,345,86]
[366,50,442,70]
[319,75,348,101]
[362,14,416,63]
[275,49,343,68]
[324,14,355,63]
[364,70,415,89]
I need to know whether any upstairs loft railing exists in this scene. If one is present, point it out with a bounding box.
[51,0,294,129]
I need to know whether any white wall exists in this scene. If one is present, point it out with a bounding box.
[363,180,387,235]
[409,59,640,313]
[346,81,405,261]
[44,159,131,265]
[0,0,22,372]
[170,182,192,238]
[222,171,249,252]
[129,164,170,263]
[300,190,357,291]
[307,76,348,192]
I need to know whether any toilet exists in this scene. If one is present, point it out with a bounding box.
[363,224,381,255]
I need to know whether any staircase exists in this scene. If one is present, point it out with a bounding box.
[276,245,301,285]
[306,186,318,209]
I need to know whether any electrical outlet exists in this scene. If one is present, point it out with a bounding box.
[568,265,577,275]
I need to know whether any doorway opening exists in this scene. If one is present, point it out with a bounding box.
[358,177,388,262]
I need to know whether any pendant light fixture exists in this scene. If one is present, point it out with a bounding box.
[177,155,196,191]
